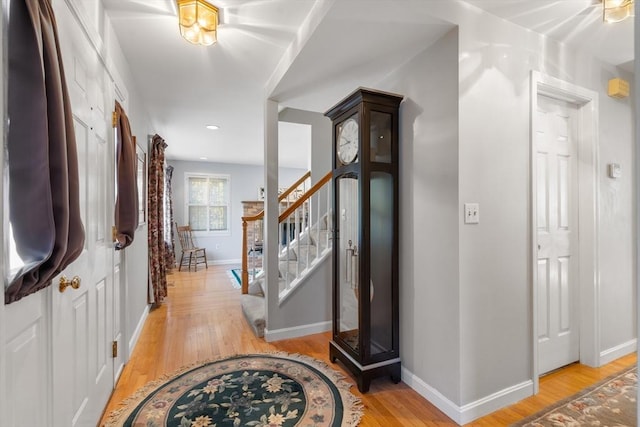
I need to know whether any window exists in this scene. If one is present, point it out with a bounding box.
[185,173,230,233]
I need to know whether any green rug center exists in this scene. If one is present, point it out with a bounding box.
[167,369,305,426]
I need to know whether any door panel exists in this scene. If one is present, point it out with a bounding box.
[536,95,579,374]
[4,295,49,426]
[2,1,119,425]
[52,2,115,424]
[537,260,549,340]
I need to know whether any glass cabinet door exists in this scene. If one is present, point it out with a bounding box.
[369,111,392,163]
[336,175,360,354]
[369,172,394,356]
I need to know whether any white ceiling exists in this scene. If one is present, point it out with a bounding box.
[103,0,635,168]
[104,0,317,166]
[464,0,635,72]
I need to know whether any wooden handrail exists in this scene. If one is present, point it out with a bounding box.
[242,171,311,223]
[279,171,311,201]
[279,172,331,222]
[242,170,311,293]
[241,171,332,294]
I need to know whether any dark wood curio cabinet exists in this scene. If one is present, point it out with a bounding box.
[325,88,403,392]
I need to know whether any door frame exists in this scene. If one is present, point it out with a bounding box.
[0,0,6,419]
[530,71,600,393]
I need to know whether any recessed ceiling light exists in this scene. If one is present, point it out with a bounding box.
[199,157,208,160]
[206,125,219,130]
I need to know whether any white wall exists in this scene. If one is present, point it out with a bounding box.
[279,108,332,183]
[102,8,153,358]
[455,11,635,408]
[377,28,461,405]
[578,61,636,357]
[371,3,635,422]
[168,160,306,263]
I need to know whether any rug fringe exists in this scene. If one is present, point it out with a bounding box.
[103,351,364,427]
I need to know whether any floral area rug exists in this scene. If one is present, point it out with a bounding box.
[105,353,363,427]
[511,366,637,426]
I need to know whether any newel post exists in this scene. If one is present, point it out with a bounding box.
[241,219,249,294]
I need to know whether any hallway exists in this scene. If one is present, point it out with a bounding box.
[100,266,637,426]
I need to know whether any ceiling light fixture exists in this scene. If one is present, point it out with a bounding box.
[177,0,219,46]
[206,125,220,130]
[603,0,634,23]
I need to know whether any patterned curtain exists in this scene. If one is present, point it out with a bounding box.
[148,135,168,305]
[5,0,85,303]
[163,165,176,269]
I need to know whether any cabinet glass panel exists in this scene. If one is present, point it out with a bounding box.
[337,175,360,354]
[370,111,392,163]
[369,172,393,355]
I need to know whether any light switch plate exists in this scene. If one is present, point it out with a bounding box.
[464,203,479,224]
[608,163,621,179]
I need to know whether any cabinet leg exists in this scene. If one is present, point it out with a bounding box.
[390,364,401,384]
[357,376,370,393]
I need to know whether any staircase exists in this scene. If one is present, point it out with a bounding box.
[240,172,332,338]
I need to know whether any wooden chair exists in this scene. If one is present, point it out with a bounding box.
[176,224,208,271]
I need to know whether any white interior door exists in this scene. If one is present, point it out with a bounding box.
[2,1,121,425]
[536,94,580,375]
[51,4,115,425]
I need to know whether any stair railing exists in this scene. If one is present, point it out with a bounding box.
[241,171,311,293]
[278,172,332,300]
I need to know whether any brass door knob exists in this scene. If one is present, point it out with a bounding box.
[59,275,81,293]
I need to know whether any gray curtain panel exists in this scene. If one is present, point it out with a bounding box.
[114,101,139,250]
[5,0,85,304]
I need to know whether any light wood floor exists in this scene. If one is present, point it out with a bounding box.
[100,265,636,426]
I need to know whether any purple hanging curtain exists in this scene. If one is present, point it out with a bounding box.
[149,135,168,304]
[114,101,139,250]
[164,165,176,269]
[5,0,85,304]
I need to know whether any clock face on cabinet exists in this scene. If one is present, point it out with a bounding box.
[337,117,359,164]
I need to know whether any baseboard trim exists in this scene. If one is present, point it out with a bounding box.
[401,367,534,425]
[264,320,331,342]
[128,305,150,357]
[458,378,533,424]
[401,367,461,424]
[599,339,637,366]
[211,258,242,266]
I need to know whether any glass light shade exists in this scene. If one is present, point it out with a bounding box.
[178,0,218,46]
[603,0,634,23]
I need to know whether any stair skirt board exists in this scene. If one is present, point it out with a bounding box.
[278,249,332,304]
[264,321,332,342]
[241,215,332,339]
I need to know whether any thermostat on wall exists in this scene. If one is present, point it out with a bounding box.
[608,163,622,179]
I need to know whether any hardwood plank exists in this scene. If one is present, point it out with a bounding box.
[99,265,637,426]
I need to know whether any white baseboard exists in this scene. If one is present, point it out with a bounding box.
[401,367,534,425]
[264,320,331,342]
[458,378,533,424]
[401,367,461,423]
[211,258,242,266]
[599,339,637,366]
[128,305,150,357]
